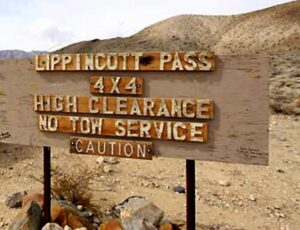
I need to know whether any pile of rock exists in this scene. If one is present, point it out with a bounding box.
[6,192,93,230]
[105,196,175,230]
[5,192,179,230]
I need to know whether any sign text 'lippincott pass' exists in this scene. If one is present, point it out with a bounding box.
[35,51,215,71]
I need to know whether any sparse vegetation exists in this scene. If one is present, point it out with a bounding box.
[51,163,95,208]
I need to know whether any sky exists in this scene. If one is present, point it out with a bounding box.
[0,0,293,51]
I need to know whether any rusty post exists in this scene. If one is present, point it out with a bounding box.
[186,159,196,230]
[43,146,51,223]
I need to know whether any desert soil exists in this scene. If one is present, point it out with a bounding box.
[0,113,299,230]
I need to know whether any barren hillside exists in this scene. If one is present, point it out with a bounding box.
[57,1,300,54]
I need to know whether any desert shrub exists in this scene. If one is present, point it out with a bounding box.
[51,163,95,208]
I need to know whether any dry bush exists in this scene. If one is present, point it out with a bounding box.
[51,163,95,208]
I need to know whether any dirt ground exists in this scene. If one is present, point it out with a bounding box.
[0,113,299,230]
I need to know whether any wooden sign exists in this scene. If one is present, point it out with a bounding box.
[33,95,214,119]
[89,76,143,95]
[0,54,269,165]
[34,51,215,71]
[70,137,153,160]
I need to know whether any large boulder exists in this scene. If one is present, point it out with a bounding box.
[8,201,42,230]
[42,223,63,230]
[115,197,164,226]
[51,200,93,230]
[158,223,174,230]
[98,219,122,230]
[122,217,157,230]
[4,191,27,208]
[22,193,44,208]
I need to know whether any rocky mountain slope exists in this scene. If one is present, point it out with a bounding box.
[0,50,44,59]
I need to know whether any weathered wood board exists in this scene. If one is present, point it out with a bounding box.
[89,76,143,95]
[38,114,208,142]
[70,137,153,160]
[34,52,215,71]
[0,55,269,164]
[33,95,213,119]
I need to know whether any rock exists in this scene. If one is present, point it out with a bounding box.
[159,223,173,230]
[158,218,171,226]
[97,157,119,166]
[96,157,104,165]
[280,137,287,142]
[293,107,300,115]
[276,168,285,173]
[42,223,63,230]
[98,219,122,230]
[248,195,256,202]
[274,205,281,210]
[170,220,184,228]
[8,201,42,230]
[150,182,160,188]
[22,193,44,208]
[74,228,88,230]
[0,221,8,228]
[77,205,84,211]
[115,197,164,226]
[172,186,185,194]
[218,180,231,187]
[274,211,285,218]
[81,211,93,218]
[224,203,230,208]
[103,165,112,173]
[4,191,27,208]
[122,217,157,230]
[93,217,100,224]
[141,181,150,187]
[51,200,93,230]
[104,157,120,165]
[280,224,290,230]
[64,225,72,230]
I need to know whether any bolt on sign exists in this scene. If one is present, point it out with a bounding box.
[0,51,269,164]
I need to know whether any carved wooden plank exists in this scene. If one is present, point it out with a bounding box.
[0,55,269,165]
[70,137,153,160]
[38,115,208,143]
[34,51,215,71]
[89,76,143,95]
[33,95,214,120]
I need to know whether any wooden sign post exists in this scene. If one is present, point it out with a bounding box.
[0,51,269,229]
[186,159,196,230]
[43,146,51,224]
